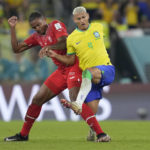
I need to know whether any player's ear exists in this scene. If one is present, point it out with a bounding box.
[86,13,89,20]
[73,15,77,23]
[43,17,47,24]
[43,17,47,22]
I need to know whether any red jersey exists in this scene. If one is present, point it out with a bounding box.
[24,20,68,68]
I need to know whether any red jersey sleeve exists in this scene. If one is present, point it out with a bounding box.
[51,20,68,40]
[24,33,39,47]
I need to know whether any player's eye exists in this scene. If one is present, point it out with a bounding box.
[32,26,36,29]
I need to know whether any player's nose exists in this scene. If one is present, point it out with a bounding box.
[80,19,85,24]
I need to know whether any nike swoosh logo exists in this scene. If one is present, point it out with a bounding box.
[5,138,16,141]
[76,41,81,45]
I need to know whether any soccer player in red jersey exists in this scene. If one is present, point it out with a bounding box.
[4,12,106,142]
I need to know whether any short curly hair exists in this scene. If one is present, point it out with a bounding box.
[29,11,44,22]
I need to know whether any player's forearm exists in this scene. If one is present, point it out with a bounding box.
[10,27,20,53]
[49,36,67,50]
[49,41,66,50]
[10,27,29,53]
[54,54,75,66]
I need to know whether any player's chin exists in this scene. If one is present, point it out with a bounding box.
[81,25,88,30]
[38,30,44,35]
[37,31,42,35]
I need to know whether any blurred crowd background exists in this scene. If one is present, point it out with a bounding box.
[0,0,150,84]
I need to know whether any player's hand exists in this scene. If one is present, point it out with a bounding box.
[39,46,49,58]
[46,50,57,58]
[8,16,18,28]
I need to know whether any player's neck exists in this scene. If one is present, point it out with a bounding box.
[77,23,90,32]
[42,24,48,35]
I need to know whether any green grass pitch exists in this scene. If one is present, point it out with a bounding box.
[0,121,150,150]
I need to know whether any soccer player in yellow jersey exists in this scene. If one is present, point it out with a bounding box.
[47,6,115,142]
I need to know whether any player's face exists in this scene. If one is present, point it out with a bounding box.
[30,18,47,35]
[73,12,89,30]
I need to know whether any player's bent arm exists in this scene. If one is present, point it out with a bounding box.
[48,50,75,66]
[48,36,67,50]
[10,27,30,53]
[55,54,75,66]
[13,42,30,53]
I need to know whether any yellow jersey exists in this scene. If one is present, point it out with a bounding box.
[5,0,23,7]
[125,5,138,25]
[67,23,111,71]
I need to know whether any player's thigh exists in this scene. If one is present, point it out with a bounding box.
[86,100,100,114]
[88,67,102,84]
[45,69,67,94]
[32,69,67,105]
[32,83,56,106]
[95,65,115,86]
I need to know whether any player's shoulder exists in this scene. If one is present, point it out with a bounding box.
[29,32,38,38]
[67,29,77,41]
[91,22,103,29]
[50,20,65,26]
[49,20,67,31]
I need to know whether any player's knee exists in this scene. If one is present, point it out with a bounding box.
[92,78,101,84]
[88,106,97,114]
[87,100,100,114]
[88,68,102,84]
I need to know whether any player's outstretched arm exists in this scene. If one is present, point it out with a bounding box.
[47,50,75,66]
[8,16,30,53]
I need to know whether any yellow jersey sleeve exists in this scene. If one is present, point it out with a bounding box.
[67,36,76,55]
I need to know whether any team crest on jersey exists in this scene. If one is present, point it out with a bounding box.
[93,31,100,39]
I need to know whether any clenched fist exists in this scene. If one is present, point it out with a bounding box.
[8,16,18,28]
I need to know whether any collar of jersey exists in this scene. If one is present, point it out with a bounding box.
[76,24,91,32]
